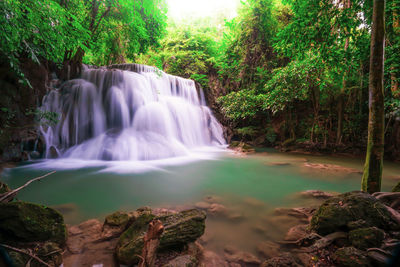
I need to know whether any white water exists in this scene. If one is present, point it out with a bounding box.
[40,64,226,165]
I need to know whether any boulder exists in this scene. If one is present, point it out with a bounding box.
[116,208,206,265]
[310,191,399,235]
[0,201,67,246]
[349,227,385,250]
[333,247,370,267]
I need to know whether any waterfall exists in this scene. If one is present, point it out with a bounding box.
[40,64,225,162]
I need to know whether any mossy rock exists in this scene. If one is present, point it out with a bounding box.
[392,181,400,192]
[349,227,385,250]
[116,208,206,265]
[115,208,156,265]
[104,211,130,227]
[333,247,371,267]
[310,191,399,235]
[0,181,11,194]
[0,201,67,246]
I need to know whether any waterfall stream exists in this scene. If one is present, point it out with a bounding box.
[40,64,225,163]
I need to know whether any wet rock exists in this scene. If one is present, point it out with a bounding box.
[195,201,211,210]
[349,227,385,250]
[162,255,198,267]
[256,241,280,259]
[300,190,334,199]
[284,224,308,241]
[66,219,103,254]
[64,217,119,267]
[0,201,67,246]
[101,211,135,240]
[199,250,229,267]
[208,203,228,216]
[274,207,315,220]
[104,211,130,227]
[303,163,360,173]
[229,141,255,153]
[116,208,206,265]
[310,191,400,235]
[260,252,300,267]
[223,246,261,266]
[333,247,370,267]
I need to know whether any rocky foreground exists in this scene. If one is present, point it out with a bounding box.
[1,178,400,267]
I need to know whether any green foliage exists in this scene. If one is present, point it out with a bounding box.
[217,89,263,120]
[138,19,219,80]
[262,56,331,113]
[26,109,59,126]
[0,0,167,77]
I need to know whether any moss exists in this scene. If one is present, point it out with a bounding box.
[310,191,399,235]
[0,201,67,246]
[349,227,385,250]
[333,247,370,267]
[116,209,155,265]
[104,211,130,227]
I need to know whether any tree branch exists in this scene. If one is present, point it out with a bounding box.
[0,243,51,267]
[0,171,56,203]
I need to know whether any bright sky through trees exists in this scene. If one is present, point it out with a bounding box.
[167,0,240,20]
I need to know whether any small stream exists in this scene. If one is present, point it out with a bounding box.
[2,149,399,256]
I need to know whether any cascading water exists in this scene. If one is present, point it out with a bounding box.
[40,64,226,163]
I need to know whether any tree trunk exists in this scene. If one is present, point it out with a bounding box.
[361,0,385,194]
[336,0,351,145]
[391,1,399,98]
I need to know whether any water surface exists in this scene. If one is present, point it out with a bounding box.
[2,149,399,255]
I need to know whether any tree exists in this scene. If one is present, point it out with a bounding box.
[361,0,386,194]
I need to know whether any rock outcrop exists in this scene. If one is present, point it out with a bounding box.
[116,208,206,265]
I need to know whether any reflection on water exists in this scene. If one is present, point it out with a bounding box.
[1,149,399,256]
